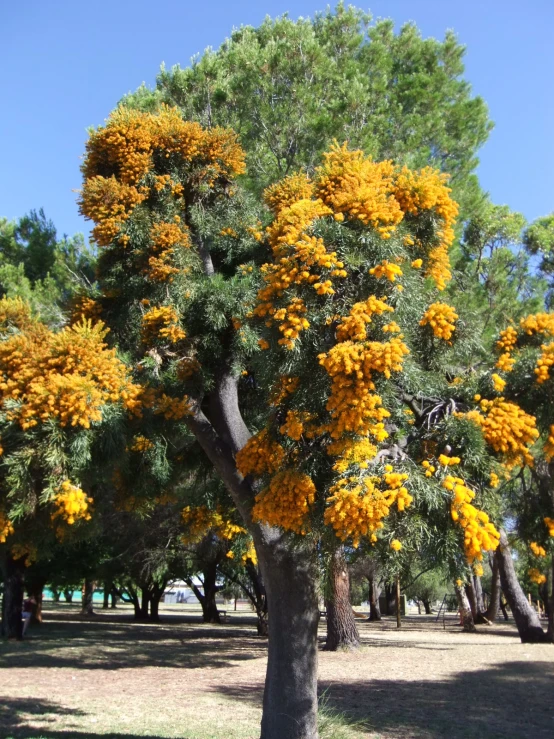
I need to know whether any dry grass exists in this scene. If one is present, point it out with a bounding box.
[1,603,553,739]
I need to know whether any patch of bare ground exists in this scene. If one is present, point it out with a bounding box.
[1,604,553,738]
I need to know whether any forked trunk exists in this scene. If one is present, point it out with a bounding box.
[496,529,548,643]
[465,578,487,624]
[256,535,319,739]
[2,553,24,640]
[325,546,359,651]
[63,589,74,603]
[455,582,476,632]
[485,553,501,622]
[367,576,381,621]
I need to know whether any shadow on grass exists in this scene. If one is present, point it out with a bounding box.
[213,660,554,739]
[0,616,267,672]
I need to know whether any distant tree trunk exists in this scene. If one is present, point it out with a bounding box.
[63,589,74,603]
[384,582,396,615]
[27,578,46,624]
[465,577,487,624]
[324,547,359,651]
[539,580,549,617]
[455,582,476,632]
[81,580,94,615]
[102,581,111,609]
[496,529,548,643]
[499,593,509,621]
[2,553,25,640]
[395,576,402,629]
[422,598,432,615]
[186,565,221,624]
[149,582,166,622]
[125,587,142,620]
[473,575,486,615]
[110,588,117,609]
[367,576,382,621]
[138,586,151,620]
[486,554,501,622]
[245,561,269,637]
[51,588,61,603]
[548,556,554,642]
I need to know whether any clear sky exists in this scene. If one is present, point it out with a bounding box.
[1,1,552,239]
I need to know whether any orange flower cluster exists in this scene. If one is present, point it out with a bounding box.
[141,306,186,345]
[491,373,506,393]
[544,517,554,536]
[279,410,314,441]
[335,296,392,342]
[252,470,316,534]
[80,105,245,248]
[420,302,458,340]
[315,143,403,238]
[544,426,554,462]
[269,375,299,406]
[324,471,411,548]
[393,166,458,291]
[519,313,554,337]
[535,342,554,384]
[327,437,377,473]
[128,435,154,452]
[181,505,245,545]
[528,568,547,585]
[369,260,403,282]
[461,398,539,467]
[236,429,286,478]
[70,295,102,325]
[530,541,546,557]
[0,296,34,333]
[145,221,191,282]
[151,392,191,421]
[52,480,93,525]
[0,511,14,543]
[0,317,141,430]
[443,475,500,562]
[264,172,314,214]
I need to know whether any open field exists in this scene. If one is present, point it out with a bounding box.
[1,603,553,739]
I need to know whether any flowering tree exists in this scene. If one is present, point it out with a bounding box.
[76,92,550,736]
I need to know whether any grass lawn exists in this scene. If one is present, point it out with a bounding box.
[1,602,553,738]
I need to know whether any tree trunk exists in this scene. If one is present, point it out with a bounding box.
[52,588,61,603]
[422,599,432,615]
[81,580,94,615]
[102,581,111,609]
[367,576,382,621]
[27,579,46,625]
[256,535,319,739]
[496,529,548,643]
[149,583,165,622]
[245,561,269,637]
[200,563,221,623]
[485,553,501,622]
[324,547,359,651]
[465,578,487,624]
[139,587,150,620]
[499,593,509,621]
[547,555,554,642]
[2,553,25,640]
[63,589,73,603]
[384,582,396,616]
[110,587,117,608]
[473,575,486,615]
[395,576,402,628]
[455,582,476,632]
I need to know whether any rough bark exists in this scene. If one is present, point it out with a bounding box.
[81,580,94,616]
[2,553,25,640]
[496,529,548,643]
[455,582,476,632]
[485,553,501,622]
[324,546,360,651]
[465,578,488,624]
[186,390,320,737]
[367,575,382,621]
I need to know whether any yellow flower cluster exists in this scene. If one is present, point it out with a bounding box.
[181,505,245,545]
[269,375,299,406]
[141,306,186,345]
[324,471,411,548]
[335,296,392,343]
[0,296,34,333]
[252,470,316,534]
[0,512,14,543]
[80,106,245,248]
[151,392,191,421]
[52,480,93,525]
[489,472,500,488]
[279,410,314,441]
[390,539,402,551]
[236,429,286,478]
[528,568,547,585]
[70,295,102,325]
[145,221,191,282]
[420,302,458,340]
[315,143,403,238]
[530,541,546,557]
[544,517,554,537]
[327,437,377,472]
[393,166,458,291]
[369,260,403,282]
[10,543,37,566]
[438,454,461,466]
[461,398,539,467]
[496,325,518,353]
[422,460,436,477]
[535,342,554,384]
[0,317,141,430]
[520,313,554,337]
[264,172,314,214]
[241,540,258,566]
[443,475,500,562]
[128,435,154,452]
[491,373,506,393]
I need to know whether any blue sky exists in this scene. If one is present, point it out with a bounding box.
[1,1,552,239]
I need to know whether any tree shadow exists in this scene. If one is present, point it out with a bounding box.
[0,617,267,671]
[214,660,554,738]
